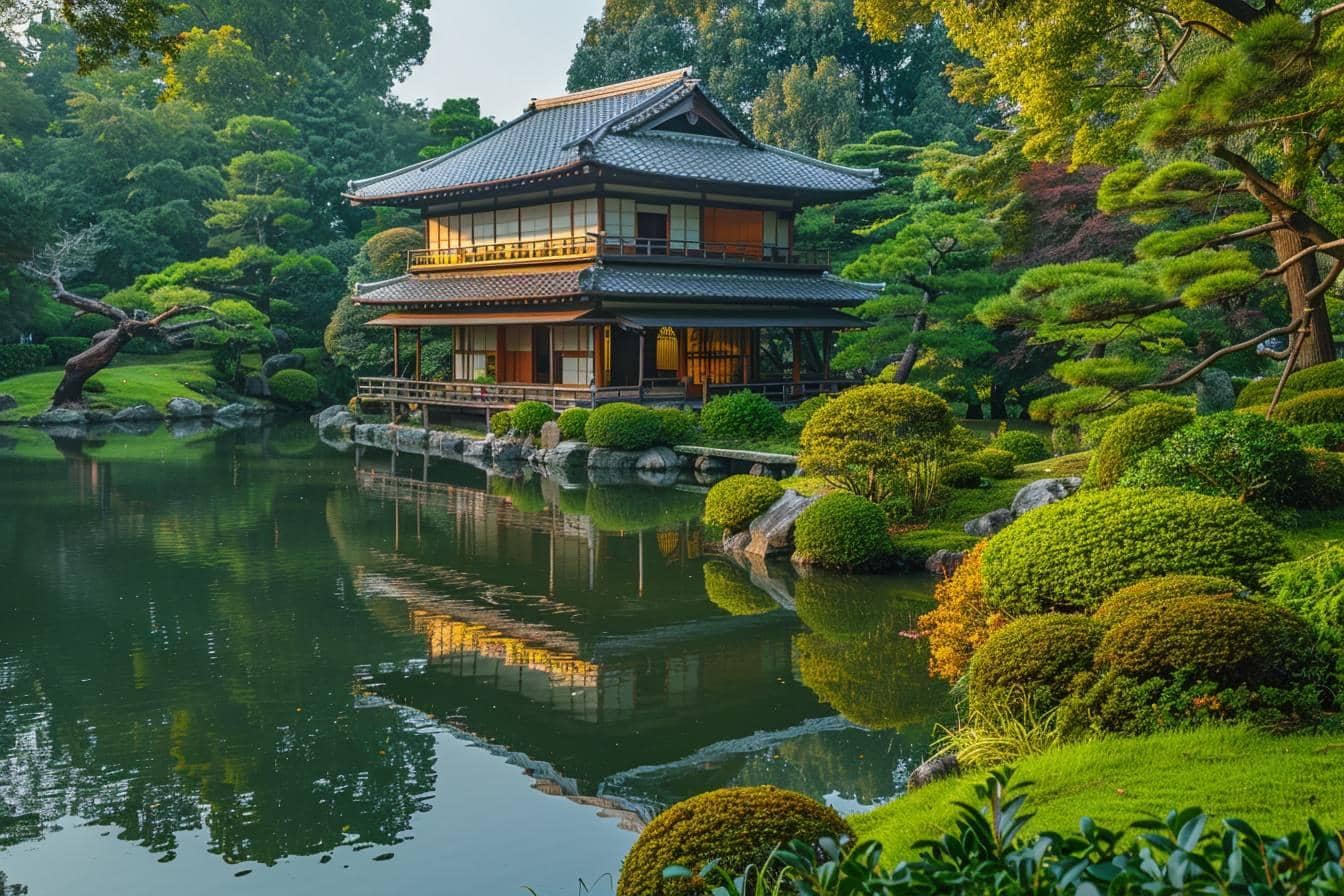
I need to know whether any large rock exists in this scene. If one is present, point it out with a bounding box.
[723,529,753,553]
[538,420,562,450]
[744,490,817,559]
[1010,476,1083,517]
[261,352,305,379]
[587,447,640,471]
[270,327,292,354]
[907,754,959,792]
[963,507,1015,536]
[693,454,731,475]
[925,549,966,578]
[0,393,16,413]
[213,403,248,427]
[243,374,271,398]
[83,409,114,425]
[166,397,204,418]
[635,446,680,472]
[33,407,86,427]
[533,441,589,478]
[113,403,162,422]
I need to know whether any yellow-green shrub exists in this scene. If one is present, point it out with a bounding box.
[793,492,890,570]
[489,410,513,436]
[971,448,1016,478]
[1086,402,1193,487]
[617,787,852,896]
[967,614,1104,715]
[1286,359,1344,394]
[509,400,555,436]
[1091,574,1244,627]
[267,368,318,405]
[941,460,988,488]
[556,406,589,440]
[703,474,784,532]
[993,430,1051,463]
[1272,388,1344,425]
[584,402,661,449]
[919,542,1007,683]
[1235,377,1297,409]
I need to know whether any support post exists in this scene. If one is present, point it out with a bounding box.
[741,328,750,385]
[593,325,606,388]
[415,327,423,381]
[637,329,646,397]
[792,329,802,384]
[822,329,832,383]
[392,327,401,378]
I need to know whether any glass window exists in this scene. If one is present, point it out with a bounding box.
[472,212,495,244]
[497,208,519,243]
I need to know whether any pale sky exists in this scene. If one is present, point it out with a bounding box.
[393,0,606,122]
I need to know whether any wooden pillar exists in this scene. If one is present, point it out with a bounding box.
[792,329,802,383]
[593,325,606,388]
[677,329,688,380]
[822,329,832,381]
[637,329,646,395]
[741,328,750,385]
[415,328,423,381]
[392,327,400,378]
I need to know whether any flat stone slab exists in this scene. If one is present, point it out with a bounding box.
[672,445,798,465]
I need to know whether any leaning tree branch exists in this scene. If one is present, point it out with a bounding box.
[1261,237,1344,278]
[1213,144,1344,258]
[1147,317,1305,390]
[1204,220,1287,247]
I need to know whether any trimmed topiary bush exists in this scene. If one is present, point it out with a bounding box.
[703,560,779,616]
[44,336,91,364]
[699,389,783,442]
[653,407,697,445]
[1297,447,1344,510]
[616,786,853,896]
[1235,377,1297,409]
[793,492,890,570]
[1271,388,1344,425]
[489,410,513,436]
[783,394,830,427]
[1286,359,1344,394]
[970,448,1016,479]
[940,460,988,488]
[1086,402,1193,487]
[967,613,1104,715]
[1118,412,1305,505]
[0,343,52,378]
[509,400,555,436]
[981,487,1286,614]
[1091,574,1244,627]
[993,430,1051,463]
[799,383,954,503]
[267,368,318,406]
[703,474,784,532]
[584,402,661,450]
[1290,422,1344,451]
[556,406,589,441]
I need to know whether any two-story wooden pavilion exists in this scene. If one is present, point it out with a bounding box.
[344,68,883,413]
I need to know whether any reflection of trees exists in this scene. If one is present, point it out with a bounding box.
[793,575,947,730]
[0,434,436,865]
[703,560,780,616]
[729,728,932,807]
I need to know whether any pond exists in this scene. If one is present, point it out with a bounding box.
[0,423,949,894]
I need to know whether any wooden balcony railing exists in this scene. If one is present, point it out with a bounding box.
[406,234,830,272]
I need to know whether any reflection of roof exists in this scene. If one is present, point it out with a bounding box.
[354,264,883,307]
[345,69,879,204]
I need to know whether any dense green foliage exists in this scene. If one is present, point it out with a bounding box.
[1298,448,1344,510]
[793,492,891,570]
[266,368,317,406]
[488,410,513,437]
[699,390,783,442]
[1235,377,1296,410]
[939,460,986,488]
[981,488,1286,614]
[966,614,1103,715]
[0,344,51,379]
[508,400,555,437]
[1091,575,1243,628]
[703,475,784,533]
[1271,389,1344,426]
[555,407,590,441]
[617,786,852,896]
[1286,360,1344,394]
[702,561,779,616]
[1291,423,1344,452]
[44,336,92,364]
[969,447,1015,479]
[1086,403,1193,488]
[1119,412,1305,505]
[1263,545,1344,642]
[583,402,662,450]
[991,430,1050,463]
[653,407,698,446]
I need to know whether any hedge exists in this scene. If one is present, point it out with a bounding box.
[793,492,890,570]
[0,343,52,379]
[699,390,783,441]
[653,407,697,445]
[993,430,1051,463]
[267,369,319,406]
[1271,388,1344,425]
[1286,359,1344,394]
[1091,574,1244,627]
[703,474,784,532]
[970,447,1016,479]
[44,336,92,364]
[1297,447,1344,510]
[940,460,987,488]
[556,407,589,441]
[1235,377,1297,409]
[509,400,555,436]
[584,402,661,450]
[1086,402,1193,487]
[489,410,513,436]
[980,487,1286,614]
[967,614,1104,715]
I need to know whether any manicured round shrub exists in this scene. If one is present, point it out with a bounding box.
[1296,447,1344,510]
[1286,359,1344,394]
[783,394,830,427]
[799,384,954,502]
[617,786,853,896]
[1272,388,1344,425]
[993,430,1051,463]
[509,400,555,437]
[793,492,890,570]
[699,389,783,442]
[1118,412,1305,505]
[1094,597,1320,691]
[489,410,513,436]
[653,407,697,445]
[1290,422,1344,452]
[1235,377,1298,409]
[967,614,1104,715]
[266,368,318,406]
[703,474,784,532]
[940,460,988,488]
[981,487,1286,614]
[556,406,590,441]
[1092,574,1244,627]
[970,448,1016,479]
[584,402,661,450]
[703,560,778,616]
[1086,402,1193,487]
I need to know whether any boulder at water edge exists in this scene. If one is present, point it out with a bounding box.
[963,507,1015,536]
[166,397,204,418]
[925,549,966,577]
[112,403,162,422]
[0,393,16,413]
[33,407,86,427]
[744,490,817,558]
[261,352,305,378]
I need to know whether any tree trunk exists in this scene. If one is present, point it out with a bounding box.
[892,306,928,384]
[51,327,133,407]
[990,382,1010,420]
[1269,226,1335,369]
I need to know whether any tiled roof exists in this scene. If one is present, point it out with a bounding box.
[354,264,883,307]
[345,69,879,203]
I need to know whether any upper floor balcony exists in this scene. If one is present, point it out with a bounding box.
[406,233,830,274]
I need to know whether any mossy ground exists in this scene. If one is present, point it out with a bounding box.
[852,726,1344,860]
[0,350,226,421]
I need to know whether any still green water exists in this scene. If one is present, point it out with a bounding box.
[0,423,948,894]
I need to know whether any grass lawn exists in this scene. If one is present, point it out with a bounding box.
[0,350,225,422]
[852,726,1344,859]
